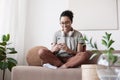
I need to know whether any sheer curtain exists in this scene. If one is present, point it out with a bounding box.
[0,0,27,80]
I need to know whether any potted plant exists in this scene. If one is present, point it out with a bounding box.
[82,32,119,80]
[0,34,17,80]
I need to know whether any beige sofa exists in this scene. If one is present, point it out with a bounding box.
[11,66,82,80]
[11,46,100,80]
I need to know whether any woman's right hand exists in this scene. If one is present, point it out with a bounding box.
[51,44,61,53]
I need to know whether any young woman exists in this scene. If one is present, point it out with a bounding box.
[38,10,90,68]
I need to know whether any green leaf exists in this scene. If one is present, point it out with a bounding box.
[6,34,10,42]
[7,58,17,64]
[2,35,6,42]
[2,34,10,42]
[94,42,98,49]
[108,40,115,48]
[7,48,16,51]
[109,47,114,53]
[7,58,17,71]
[0,50,6,55]
[90,38,94,48]
[102,39,107,47]
[0,47,5,52]
[0,42,7,46]
[106,32,111,41]
[103,36,107,40]
[0,54,6,61]
[7,61,16,71]
[105,32,108,35]
[111,55,118,64]
[9,51,17,54]
[84,35,88,41]
[0,62,8,70]
[0,47,6,55]
[7,48,17,54]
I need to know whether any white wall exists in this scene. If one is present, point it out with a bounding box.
[24,0,120,62]
[25,0,68,50]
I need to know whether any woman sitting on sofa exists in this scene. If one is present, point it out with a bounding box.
[38,10,90,69]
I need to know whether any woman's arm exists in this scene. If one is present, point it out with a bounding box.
[77,43,86,52]
[65,43,86,55]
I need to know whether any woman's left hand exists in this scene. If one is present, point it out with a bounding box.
[59,43,76,55]
[59,43,69,52]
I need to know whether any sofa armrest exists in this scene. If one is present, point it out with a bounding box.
[11,66,82,80]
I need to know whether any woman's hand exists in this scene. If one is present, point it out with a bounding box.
[51,44,61,53]
[59,43,76,55]
[59,43,69,52]
[51,43,76,55]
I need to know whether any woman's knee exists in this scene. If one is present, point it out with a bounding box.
[38,48,48,57]
[76,52,90,60]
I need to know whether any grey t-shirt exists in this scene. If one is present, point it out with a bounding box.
[52,29,85,57]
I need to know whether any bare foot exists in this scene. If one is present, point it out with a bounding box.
[59,64,67,69]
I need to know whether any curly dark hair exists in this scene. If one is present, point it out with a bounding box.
[60,10,74,23]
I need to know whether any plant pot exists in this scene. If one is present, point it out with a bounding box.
[97,53,120,66]
[96,65,120,80]
[97,54,112,66]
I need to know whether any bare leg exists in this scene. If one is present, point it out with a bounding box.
[60,52,90,68]
[38,48,63,67]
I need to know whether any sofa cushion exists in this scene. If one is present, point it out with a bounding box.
[26,46,47,66]
[12,66,82,80]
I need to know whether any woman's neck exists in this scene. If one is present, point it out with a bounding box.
[63,27,73,33]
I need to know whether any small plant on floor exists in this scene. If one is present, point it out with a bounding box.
[82,32,118,66]
[0,34,17,80]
